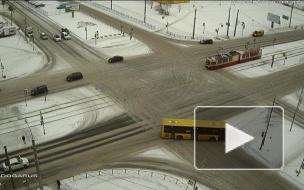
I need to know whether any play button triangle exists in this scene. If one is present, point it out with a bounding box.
[225,123,254,154]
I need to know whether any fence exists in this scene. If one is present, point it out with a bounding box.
[84,1,156,30]
[269,25,304,31]
[69,168,193,190]
[163,31,209,42]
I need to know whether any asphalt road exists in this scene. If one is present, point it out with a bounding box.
[0,1,304,190]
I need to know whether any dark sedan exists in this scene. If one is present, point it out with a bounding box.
[108,56,124,63]
[200,39,213,44]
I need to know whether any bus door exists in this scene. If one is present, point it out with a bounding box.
[218,129,225,140]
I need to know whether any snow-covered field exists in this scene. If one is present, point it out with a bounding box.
[0,85,124,154]
[226,107,283,169]
[0,16,45,81]
[225,40,304,78]
[84,0,304,41]
[1,0,304,189]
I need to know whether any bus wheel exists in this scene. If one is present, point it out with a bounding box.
[177,136,183,140]
[209,137,216,141]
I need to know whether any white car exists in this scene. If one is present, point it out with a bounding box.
[40,32,48,40]
[2,157,29,171]
[53,34,61,42]
[61,32,71,40]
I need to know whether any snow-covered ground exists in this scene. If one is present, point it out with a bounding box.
[225,107,283,169]
[0,85,124,154]
[225,40,304,77]
[43,166,209,190]
[28,0,152,58]
[84,0,304,41]
[0,16,45,81]
[1,0,304,189]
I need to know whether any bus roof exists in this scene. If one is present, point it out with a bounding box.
[162,118,225,128]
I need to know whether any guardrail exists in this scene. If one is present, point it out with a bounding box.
[269,25,304,31]
[84,1,156,30]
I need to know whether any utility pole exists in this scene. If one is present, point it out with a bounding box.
[85,27,87,40]
[24,89,28,106]
[144,0,147,23]
[4,146,16,190]
[24,18,27,42]
[192,8,197,40]
[289,2,294,28]
[1,59,4,79]
[234,9,239,36]
[260,98,275,150]
[40,111,45,135]
[32,36,35,50]
[296,158,304,177]
[271,54,275,68]
[111,0,112,10]
[32,140,43,190]
[290,86,304,132]
[8,6,13,26]
[226,7,231,37]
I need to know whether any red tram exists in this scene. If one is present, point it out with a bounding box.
[205,48,262,70]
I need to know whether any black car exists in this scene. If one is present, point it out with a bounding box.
[108,56,124,63]
[31,85,48,96]
[66,72,83,82]
[200,39,213,44]
[61,28,70,34]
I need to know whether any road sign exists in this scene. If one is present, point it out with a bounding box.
[282,15,289,20]
[267,13,281,24]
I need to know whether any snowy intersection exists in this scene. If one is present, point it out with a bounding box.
[1,0,304,189]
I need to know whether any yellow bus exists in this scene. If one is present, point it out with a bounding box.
[161,118,225,141]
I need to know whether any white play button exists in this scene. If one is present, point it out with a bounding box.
[225,123,254,154]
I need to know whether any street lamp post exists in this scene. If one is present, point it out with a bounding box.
[226,7,231,37]
[144,0,147,23]
[233,9,239,36]
[296,158,304,177]
[8,6,13,26]
[192,8,197,39]
[44,89,47,103]
[40,111,45,135]
[289,2,294,28]
[0,59,6,80]
[85,27,87,40]
[24,89,28,106]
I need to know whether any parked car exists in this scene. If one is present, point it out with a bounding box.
[31,85,48,96]
[61,27,70,34]
[40,32,48,40]
[108,56,124,63]
[53,34,61,42]
[200,39,213,44]
[61,32,71,40]
[66,72,83,82]
[34,3,45,8]
[2,157,29,172]
[57,3,67,9]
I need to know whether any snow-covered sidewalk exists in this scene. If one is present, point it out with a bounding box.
[44,168,209,190]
